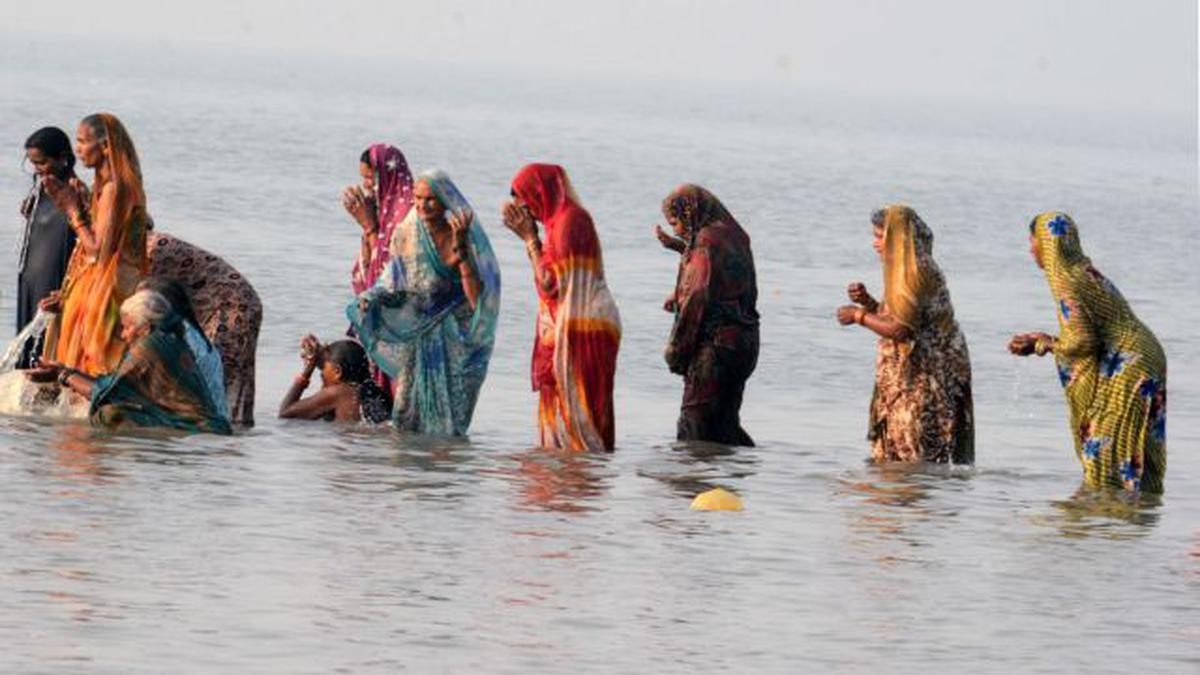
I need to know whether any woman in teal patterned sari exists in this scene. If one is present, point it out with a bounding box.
[39,288,231,434]
[347,169,500,435]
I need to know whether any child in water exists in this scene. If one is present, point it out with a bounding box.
[279,336,391,424]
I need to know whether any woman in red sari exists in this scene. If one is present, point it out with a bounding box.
[502,164,621,452]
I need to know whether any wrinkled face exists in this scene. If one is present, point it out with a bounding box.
[359,161,375,193]
[1029,234,1044,269]
[414,180,445,223]
[75,122,106,170]
[872,225,885,259]
[118,313,150,343]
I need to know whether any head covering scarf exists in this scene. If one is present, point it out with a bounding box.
[876,205,933,331]
[89,291,231,434]
[1029,211,1167,491]
[352,144,414,295]
[347,169,500,435]
[661,184,759,446]
[47,113,149,376]
[511,163,621,452]
[866,205,973,464]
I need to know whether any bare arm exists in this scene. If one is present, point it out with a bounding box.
[448,210,483,310]
[503,201,556,297]
[837,304,913,341]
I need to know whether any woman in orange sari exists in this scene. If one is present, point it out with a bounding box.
[502,164,621,452]
[40,113,149,376]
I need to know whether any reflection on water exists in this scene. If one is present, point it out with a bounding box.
[636,440,759,502]
[497,448,613,514]
[1040,484,1163,540]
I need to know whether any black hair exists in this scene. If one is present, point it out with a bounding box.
[1028,217,1038,234]
[360,148,372,165]
[325,340,392,422]
[137,277,208,346]
[24,126,75,170]
[325,340,372,384]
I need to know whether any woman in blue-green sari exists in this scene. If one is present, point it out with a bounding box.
[348,169,500,435]
[38,288,231,434]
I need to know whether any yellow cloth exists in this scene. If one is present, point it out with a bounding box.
[1033,212,1167,492]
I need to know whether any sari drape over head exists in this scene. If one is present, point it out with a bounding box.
[512,163,621,452]
[869,205,974,464]
[662,185,759,446]
[351,144,414,295]
[90,314,232,434]
[1031,212,1167,491]
[348,169,500,435]
[47,114,149,376]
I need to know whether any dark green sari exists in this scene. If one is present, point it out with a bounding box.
[90,320,232,435]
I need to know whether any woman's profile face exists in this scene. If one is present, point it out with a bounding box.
[872,225,885,259]
[75,122,105,170]
[666,212,686,238]
[414,180,445,224]
[359,161,375,192]
[118,313,150,343]
[1029,234,1044,269]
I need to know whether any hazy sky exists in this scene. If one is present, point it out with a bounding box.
[4,0,1196,117]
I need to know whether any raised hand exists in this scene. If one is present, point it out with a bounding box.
[38,290,63,313]
[837,304,863,326]
[342,185,377,232]
[1007,332,1051,356]
[501,200,537,242]
[43,175,85,218]
[448,208,473,250]
[300,334,322,367]
[654,224,686,253]
[847,282,874,306]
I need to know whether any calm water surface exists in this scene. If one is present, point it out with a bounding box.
[0,39,1197,673]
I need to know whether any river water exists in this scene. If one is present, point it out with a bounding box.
[0,38,1197,673]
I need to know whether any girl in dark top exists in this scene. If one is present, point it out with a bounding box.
[16,127,77,367]
[279,336,392,424]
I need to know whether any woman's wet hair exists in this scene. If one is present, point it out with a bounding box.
[1028,217,1038,234]
[360,148,372,165]
[324,340,372,384]
[81,114,108,141]
[871,209,887,228]
[325,340,394,421]
[138,277,208,346]
[24,126,75,170]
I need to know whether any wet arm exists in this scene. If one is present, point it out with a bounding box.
[858,311,913,342]
[665,249,711,373]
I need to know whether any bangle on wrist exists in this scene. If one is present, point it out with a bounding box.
[854,307,867,325]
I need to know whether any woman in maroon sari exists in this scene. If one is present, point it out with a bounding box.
[342,143,413,389]
[344,144,414,296]
[656,184,759,446]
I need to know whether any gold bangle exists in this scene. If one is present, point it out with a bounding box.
[854,307,867,325]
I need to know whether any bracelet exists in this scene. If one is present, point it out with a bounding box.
[854,307,867,325]
[525,239,541,255]
[57,368,76,387]
[294,373,311,387]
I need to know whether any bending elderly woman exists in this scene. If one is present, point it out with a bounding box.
[348,169,500,435]
[35,289,231,434]
[1009,212,1167,492]
[837,205,974,464]
[656,185,759,446]
[502,164,621,452]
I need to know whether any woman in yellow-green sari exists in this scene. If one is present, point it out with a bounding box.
[1009,212,1166,492]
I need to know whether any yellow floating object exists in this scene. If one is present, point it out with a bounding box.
[690,487,743,511]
